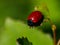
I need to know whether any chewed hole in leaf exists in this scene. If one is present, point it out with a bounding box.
[17,37,33,45]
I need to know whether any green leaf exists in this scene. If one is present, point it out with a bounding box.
[0,18,53,45]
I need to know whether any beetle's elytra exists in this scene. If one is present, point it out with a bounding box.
[27,11,44,27]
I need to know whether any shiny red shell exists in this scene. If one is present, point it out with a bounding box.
[28,11,43,23]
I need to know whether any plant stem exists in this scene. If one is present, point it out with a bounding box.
[41,4,57,45]
[47,17,56,45]
[53,30,56,45]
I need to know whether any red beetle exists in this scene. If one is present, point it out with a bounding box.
[27,10,44,27]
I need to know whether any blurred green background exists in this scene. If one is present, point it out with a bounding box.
[0,0,60,45]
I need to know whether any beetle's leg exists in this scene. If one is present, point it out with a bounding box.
[43,19,49,22]
[29,26,32,29]
[40,23,43,26]
[40,18,51,26]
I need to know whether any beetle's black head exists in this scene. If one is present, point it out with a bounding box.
[27,20,34,27]
[27,20,40,27]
